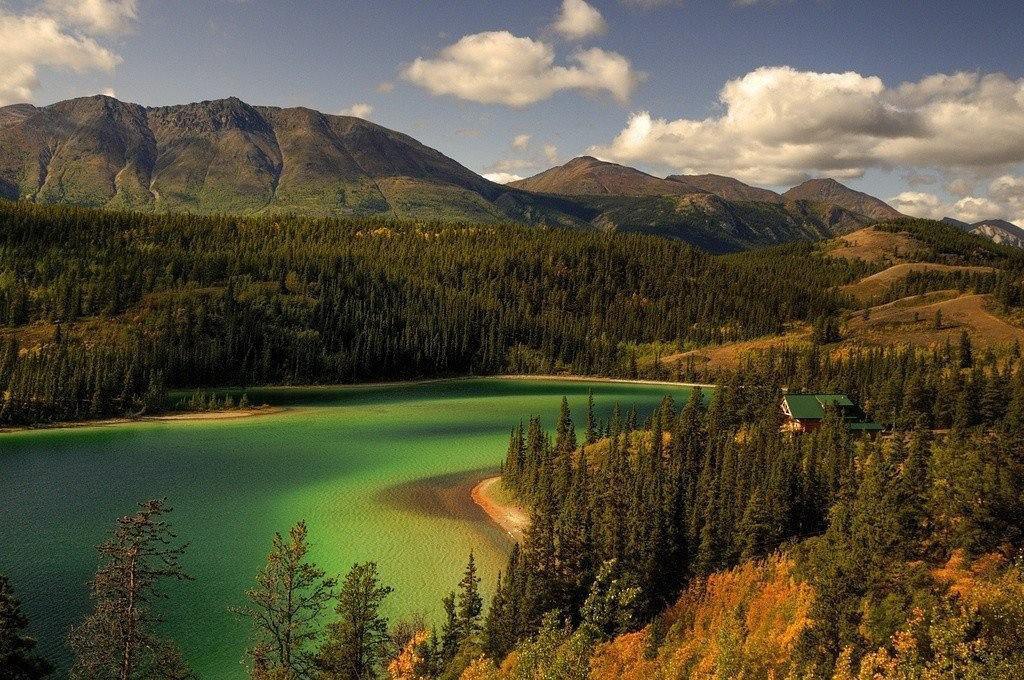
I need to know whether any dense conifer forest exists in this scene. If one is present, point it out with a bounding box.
[3,201,1024,680]
[4,361,1022,679]
[0,200,861,426]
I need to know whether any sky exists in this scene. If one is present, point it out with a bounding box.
[3,0,1024,225]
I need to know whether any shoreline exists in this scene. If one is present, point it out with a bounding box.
[497,374,716,389]
[471,476,530,543]
[0,406,286,435]
[2,374,713,435]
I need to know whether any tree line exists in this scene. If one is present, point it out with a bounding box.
[4,365,1023,679]
[0,200,860,425]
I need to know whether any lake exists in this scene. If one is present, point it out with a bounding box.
[0,378,693,678]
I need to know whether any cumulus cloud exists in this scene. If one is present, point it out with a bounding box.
[590,66,1024,186]
[0,11,121,104]
[552,0,607,40]
[376,81,395,94]
[339,102,373,119]
[403,31,639,107]
[483,172,524,184]
[512,133,532,149]
[544,143,559,163]
[890,174,1024,226]
[46,0,138,35]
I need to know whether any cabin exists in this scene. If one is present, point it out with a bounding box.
[781,393,882,434]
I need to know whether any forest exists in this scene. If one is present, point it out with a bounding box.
[3,201,1024,679]
[0,200,865,426]
[4,343,1023,679]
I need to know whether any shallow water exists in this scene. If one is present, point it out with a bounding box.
[0,378,692,678]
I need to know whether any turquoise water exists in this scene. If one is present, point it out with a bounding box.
[0,378,690,678]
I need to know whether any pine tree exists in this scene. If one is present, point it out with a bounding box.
[316,562,393,680]
[456,553,483,640]
[0,574,52,679]
[233,522,336,679]
[69,500,192,680]
[584,391,597,445]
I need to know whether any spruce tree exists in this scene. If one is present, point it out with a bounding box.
[456,553,483,640]
[316,562,393,680]
[68,500,192,680]
[233,522,336,679]
[0,574,52,679]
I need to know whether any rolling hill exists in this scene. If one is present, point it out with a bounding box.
[660,219,1024,373]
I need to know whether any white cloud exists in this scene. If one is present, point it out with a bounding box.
[590,66,1024,186]
[101,86,116,97]
[552,0,607,40]
[339,102,373,119]
[403,31,639,107]
[0,11,121,104]
[512,133,532,149]
[46,0,138,35]
[376,81,395,94]
[890,174,1024,226]
[544,143,559,163]
[483,172,524,184]
[888,192,947,220]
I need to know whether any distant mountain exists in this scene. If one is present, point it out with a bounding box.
[0,96,891,253]
[508,156,701,197]
[968,219,1024,249]
[782,178,903,222]
[940,217,971,230]
[0,95,588,225]
[666,173,782,203]
[940,216,1024,249]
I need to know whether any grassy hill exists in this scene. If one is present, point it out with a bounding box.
[659,218,1024,373]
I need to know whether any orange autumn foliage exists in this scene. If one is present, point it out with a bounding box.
[388,630,430,680]
[588,631,654,680]
[588,554,813,680]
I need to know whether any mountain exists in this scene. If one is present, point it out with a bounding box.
[782,178,903,221]
[0,95,589,225]
[967,219,1024,248]
[0,96,891,252]
[509,157,880,250]
[508,156,701,197]
[666,173,782,203]
[940,216,1024,249]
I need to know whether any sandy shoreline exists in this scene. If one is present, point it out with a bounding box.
[0,406,285,434]
[2,374,712,435]
[497,374,716,389]
[472,476,530,543]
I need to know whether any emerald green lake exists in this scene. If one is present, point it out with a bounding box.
[0,378,692,679]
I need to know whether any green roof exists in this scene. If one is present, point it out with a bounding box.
[783,393,882,431]
[783,394,854,420]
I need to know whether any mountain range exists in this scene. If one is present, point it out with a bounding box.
[1,95,1019,252]
[941,217,1024,249]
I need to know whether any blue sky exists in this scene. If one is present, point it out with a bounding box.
[4,0,1024,223]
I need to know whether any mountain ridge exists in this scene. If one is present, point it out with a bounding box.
[11,95,1019,253]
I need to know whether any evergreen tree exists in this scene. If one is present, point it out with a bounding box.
[0,574,52,679]
[456,553,483,640]
[68,500,192,680]
[316,562,392,680]
[233,522,336,680]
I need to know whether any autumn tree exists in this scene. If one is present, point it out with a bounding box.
[234,522,336,680]
[68,500,192,680]
[316,562,392,680]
